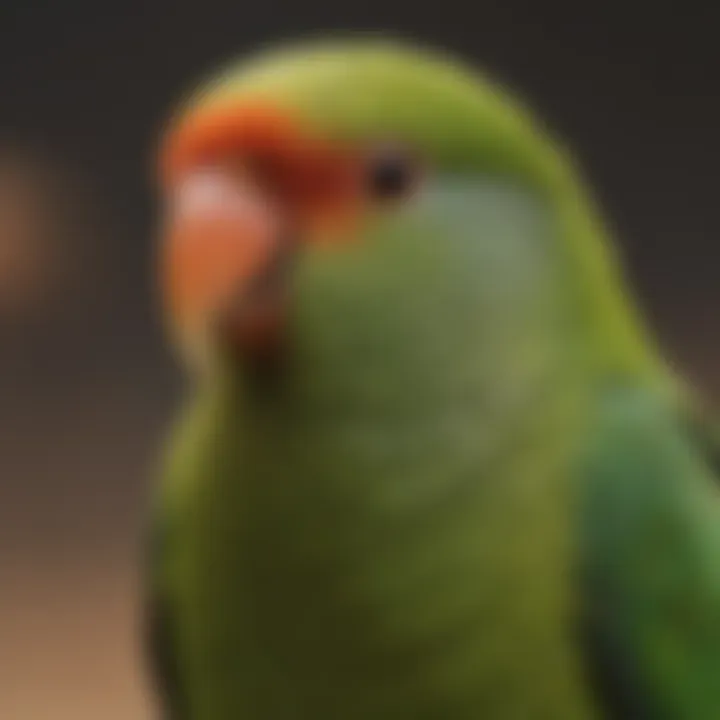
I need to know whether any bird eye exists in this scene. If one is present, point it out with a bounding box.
[365,146,420,202]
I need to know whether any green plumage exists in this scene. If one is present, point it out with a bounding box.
[148,40,720,719]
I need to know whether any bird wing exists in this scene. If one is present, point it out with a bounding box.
[579,383,720,719]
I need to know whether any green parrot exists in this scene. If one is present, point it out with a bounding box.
[146,38,720,720]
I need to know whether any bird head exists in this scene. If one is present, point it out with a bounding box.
[158,38,661,387]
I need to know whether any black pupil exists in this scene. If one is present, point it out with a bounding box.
[368,153,413,199]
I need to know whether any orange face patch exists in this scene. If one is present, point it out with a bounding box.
[160,101,364,237]
[159,102,372,358]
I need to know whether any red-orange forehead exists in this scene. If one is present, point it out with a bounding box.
[163,102,302,179]
[160,102,360,210]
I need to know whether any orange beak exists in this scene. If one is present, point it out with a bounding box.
[161,169,287,354]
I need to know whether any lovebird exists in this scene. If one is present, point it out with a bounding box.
[146,38,720,720]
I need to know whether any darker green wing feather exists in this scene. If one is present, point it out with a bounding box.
[579,383,720,719]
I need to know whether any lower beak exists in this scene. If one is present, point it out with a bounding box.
[161,169,286,352]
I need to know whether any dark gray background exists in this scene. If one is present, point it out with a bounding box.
[0,3,717,718]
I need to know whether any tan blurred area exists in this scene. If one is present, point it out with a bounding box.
[1,563,151,720]
[0,145,168,719]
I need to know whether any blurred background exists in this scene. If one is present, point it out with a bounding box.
[0,2,718,718]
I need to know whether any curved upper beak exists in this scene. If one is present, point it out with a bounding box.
[161,169,287,353]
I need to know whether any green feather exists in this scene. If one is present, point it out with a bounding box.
[579,385,720,719]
